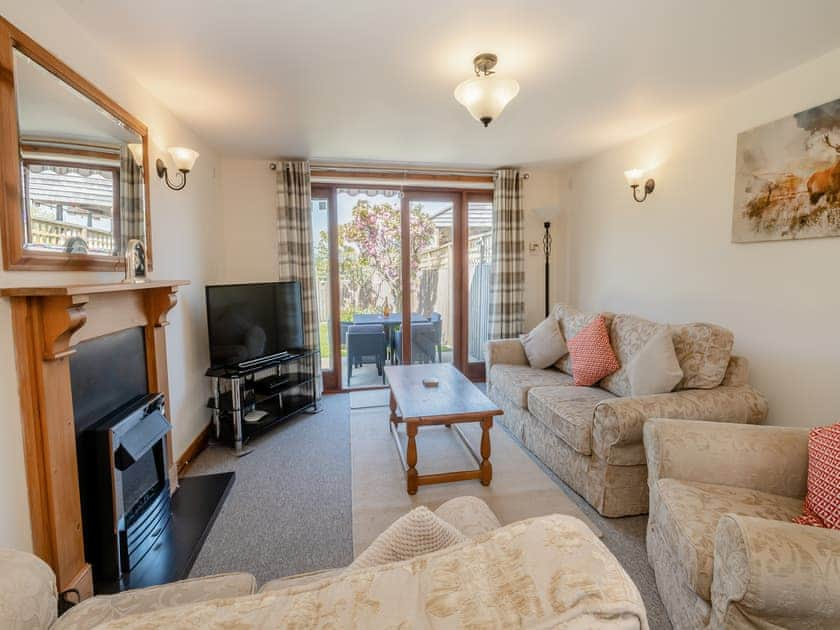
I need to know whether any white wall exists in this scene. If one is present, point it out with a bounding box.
[0,3,222,550]
[558,46,840,428]
[216,159,563,330]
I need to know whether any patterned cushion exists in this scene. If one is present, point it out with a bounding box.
[527,386,616,455]
[551,304,614,374]
[566,316,620,387]
[489,364,574,409]
[348,506,466,570]
[794,423,840,529]
[652,479,802,602]
[599,314,668,396]
[672,322,734,390]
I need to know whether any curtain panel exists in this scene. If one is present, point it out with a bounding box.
[489,168,525,340]
[119,145,145,255]
[277,161,322,389]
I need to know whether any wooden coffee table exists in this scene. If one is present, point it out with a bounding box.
[384,363,503,495]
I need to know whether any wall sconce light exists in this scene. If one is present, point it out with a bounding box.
[624,168,655,202]
[156,147,199,191]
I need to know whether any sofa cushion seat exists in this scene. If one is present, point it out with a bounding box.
[527,386,615,455]
[653,478,803,603]
[489,364,573,409]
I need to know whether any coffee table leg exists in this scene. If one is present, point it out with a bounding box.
[480,417,493,486]
[406,423,418,494]
[389,390,397,423]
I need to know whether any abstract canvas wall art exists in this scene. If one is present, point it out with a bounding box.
[732,98,840,243]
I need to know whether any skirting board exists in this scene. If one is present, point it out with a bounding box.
[177,422,212,474]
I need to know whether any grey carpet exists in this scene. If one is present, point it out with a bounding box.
[186,390,670,629]
[187,393,353,585]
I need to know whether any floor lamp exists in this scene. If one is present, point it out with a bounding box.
[533,208,560,317]
[542,221,552,317]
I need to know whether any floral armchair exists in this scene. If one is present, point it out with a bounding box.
[644,418,840,629]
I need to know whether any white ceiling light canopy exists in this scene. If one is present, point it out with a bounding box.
[454,53,519,128]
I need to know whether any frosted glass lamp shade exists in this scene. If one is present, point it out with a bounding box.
[454,75,520,127]
[167,147,199,172]
[624,169,645,187]
[127,143,144,166]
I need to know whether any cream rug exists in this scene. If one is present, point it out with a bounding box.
[350,406,601,555]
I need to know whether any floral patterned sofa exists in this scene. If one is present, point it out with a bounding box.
[0,497,649,629]
[486,304,769,517]
[644,418,840,629]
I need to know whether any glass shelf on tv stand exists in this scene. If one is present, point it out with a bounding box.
[206,349,320,456]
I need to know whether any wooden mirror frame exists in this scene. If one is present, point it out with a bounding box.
[0,17,153,272]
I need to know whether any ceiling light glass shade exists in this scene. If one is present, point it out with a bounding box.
[167,147,200,172]
[624,168,645,186]
[127,143,144,166]
[454,75,520,127]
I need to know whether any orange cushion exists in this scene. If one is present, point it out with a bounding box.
[566,315,620,387]
[793,423,840,529]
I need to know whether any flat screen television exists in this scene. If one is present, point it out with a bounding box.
[206,281,305,370]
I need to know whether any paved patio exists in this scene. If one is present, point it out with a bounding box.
[341,351,453,389]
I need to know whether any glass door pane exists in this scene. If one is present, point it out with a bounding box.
[310,191,332,373]
[407,195,456,365]
[337,189,401,389]
[467,196,493,365]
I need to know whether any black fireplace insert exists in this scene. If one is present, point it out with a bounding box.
[81,393,171,583]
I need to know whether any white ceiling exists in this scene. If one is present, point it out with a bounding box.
[57,0,840,167]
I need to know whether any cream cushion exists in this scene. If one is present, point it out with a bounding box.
[347,506,466,571]
[432,495,502,537]
[488,364,574,409]
[520,316,568,369]
[528,385,616,455]
[626,328,683,396]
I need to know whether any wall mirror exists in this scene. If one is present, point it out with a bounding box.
[0,18,152,271]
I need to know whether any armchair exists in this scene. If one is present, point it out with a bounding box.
[644,418,840,629]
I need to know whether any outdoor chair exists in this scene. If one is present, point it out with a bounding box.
[346,324,387,383]
[430,312,443,362]
[392,322,437,364]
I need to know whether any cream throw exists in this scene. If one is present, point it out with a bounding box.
[347,506,466,570]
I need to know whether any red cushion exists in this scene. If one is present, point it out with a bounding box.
[793,423,840,529]
[566,315,620,387]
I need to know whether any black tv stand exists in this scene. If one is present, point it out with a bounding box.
[206,349,320,455]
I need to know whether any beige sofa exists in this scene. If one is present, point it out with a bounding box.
[644,418,840,629]
[1,497,649,629]
[486,303,768,517]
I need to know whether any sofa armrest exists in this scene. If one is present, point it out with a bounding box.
[644,418,809,498]
[53,572,256,629]
[484,338,527,386]
[0,549,57,630]
[593,385,769,465]
[710,515,840,629]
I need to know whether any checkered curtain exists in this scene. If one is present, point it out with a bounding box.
[277,161,321,387]
[119,146,145,255]
[489,168,525,340]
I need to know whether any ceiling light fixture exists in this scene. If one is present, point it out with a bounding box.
[156,147,200,191]
[454,53,519,127]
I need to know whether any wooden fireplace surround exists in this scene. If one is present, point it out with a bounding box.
[0,280,189,598]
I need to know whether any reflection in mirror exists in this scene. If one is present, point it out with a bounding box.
[13,48,146,257]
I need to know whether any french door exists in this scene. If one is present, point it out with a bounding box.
[312,185,491,391]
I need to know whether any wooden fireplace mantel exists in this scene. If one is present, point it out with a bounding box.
[1,280,189,598]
